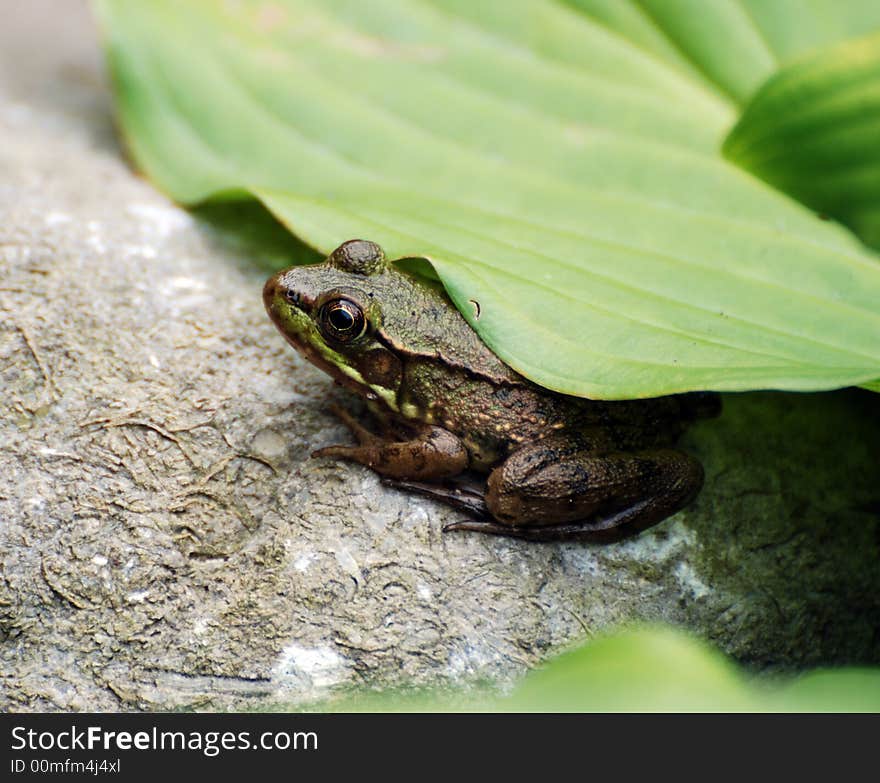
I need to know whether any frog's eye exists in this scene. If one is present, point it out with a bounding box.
[317,298,367,343]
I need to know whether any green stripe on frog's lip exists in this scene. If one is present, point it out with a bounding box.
[272,299,400,413]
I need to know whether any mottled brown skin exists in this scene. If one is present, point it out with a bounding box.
[264,240,719,542]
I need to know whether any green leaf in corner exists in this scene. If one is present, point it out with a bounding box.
[94,0,880,399]
[504,626,880,712]
[724,31,880,249]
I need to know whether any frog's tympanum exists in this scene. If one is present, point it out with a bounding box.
[264,240,719,542]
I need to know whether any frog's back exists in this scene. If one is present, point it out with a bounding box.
[377,268,524,388]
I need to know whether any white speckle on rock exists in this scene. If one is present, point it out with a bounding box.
[334,546,361,584]
[92,555,108,567]
[123,243,157,259]
[362,507,389,535]
[148,354,161,369]
[417,583,432,601]
[293,552,317,572]
[27,497,45,509]
[167,276,206,291]
[126,590,149,604]
[251,427,287,460]
[674,561,710,600]
[86,229,106,254]
[157,275,211,310]
[401,504,430,531]
[614,518,697,563]
[45,211,71,226]
[127,202,193,237]
[274,643,349,691]
[447,642,496,679]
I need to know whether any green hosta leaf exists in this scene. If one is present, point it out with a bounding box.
[503,626,880,712]
[95,0,880,398]
[502,626,753,711]
[725,31,880,249]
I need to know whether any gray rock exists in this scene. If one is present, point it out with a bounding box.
[1,1,878,712]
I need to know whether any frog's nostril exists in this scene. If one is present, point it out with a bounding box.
[285,289,302,308]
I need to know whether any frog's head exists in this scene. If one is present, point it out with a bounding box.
[263,239,406,407]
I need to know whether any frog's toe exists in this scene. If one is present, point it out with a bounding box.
[312,443,357,459]
[385,477,489,518]
[442,518,587,541]
[442,512,648,543]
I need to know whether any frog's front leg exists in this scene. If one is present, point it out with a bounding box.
[313,405,468,481]
[446,435,704,543]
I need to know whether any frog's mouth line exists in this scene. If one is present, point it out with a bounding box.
[269,298,399,412]
[275,302,358,384]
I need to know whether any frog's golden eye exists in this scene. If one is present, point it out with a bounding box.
[317,298,367,343]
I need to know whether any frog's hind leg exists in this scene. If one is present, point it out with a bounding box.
[446,440,705,543]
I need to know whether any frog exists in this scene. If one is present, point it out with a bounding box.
[263,239,719,543]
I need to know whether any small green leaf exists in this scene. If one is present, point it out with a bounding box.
[502,627,752,711]
[725,31,880,249]
[506,627,880,712]
[94,0,880,398]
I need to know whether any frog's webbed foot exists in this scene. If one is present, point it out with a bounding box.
[313,406,469,481]
[444,498,659,543]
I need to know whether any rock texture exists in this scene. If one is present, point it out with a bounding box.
[1,2,878,712]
